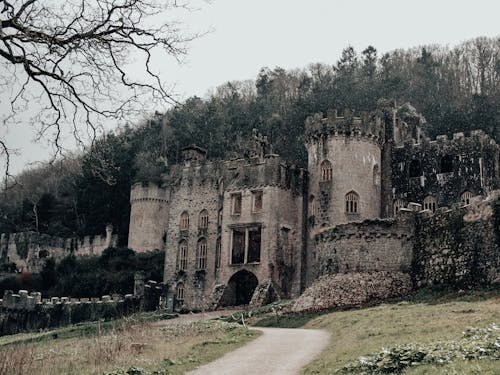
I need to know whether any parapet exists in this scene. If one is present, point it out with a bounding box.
[304,108,384,144]
[130,182,169,204]
[397,129,499,150]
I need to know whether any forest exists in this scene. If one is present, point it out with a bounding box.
[1,36,499,244]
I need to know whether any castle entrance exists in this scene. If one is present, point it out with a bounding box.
[221,270,258,306]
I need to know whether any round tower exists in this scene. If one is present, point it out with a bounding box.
[128,182,169,252]
[305,109,383,228]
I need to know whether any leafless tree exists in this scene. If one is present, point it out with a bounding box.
[0,0,203,178]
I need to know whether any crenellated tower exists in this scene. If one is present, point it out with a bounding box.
[128,182,169,252]
[304,109,385,228]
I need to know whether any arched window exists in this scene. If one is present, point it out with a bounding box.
[461,191,473,206]
[196,238,208,270]
[393,199,405,215]
[423,195,437,213]
[215,237,221,269]
[198,209,209,229]
[177,240,188,270]
[373,164,380,186]
[180,211,189,230]
[320,160,333,181]
[409,160,421,178]
[176,282,184,301]
[309,195,316,217]
[440,155,454,173]
[345,191,359,214]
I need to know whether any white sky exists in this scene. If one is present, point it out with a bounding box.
[2,0,500,175]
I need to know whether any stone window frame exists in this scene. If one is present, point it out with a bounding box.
[180,211,189,231]
[231,192,242,215]
[177,240,188,270]
[229,224,262,265]
[252,190,263,212]
[309,195,316,217]
[423,195,437,213]
[460,191,473,206]
[320,160,333,181]
[198,209,209,230]
[345,191,359,214]
[176,282,184,302]
[196,237,208,270]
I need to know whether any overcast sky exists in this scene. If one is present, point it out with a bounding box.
[1,0,500,175]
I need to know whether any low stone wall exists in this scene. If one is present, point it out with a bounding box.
[0,290,140,336]
[291,272,412,313]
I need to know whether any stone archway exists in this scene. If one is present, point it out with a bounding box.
[220,270,258,307]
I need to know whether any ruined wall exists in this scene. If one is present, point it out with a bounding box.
[412,195,500,288]
[0,226,117,272]
[391,131,500,213]
[311,218,414,282]
[128,182,169,252]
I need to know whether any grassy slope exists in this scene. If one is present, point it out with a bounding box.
[0,312,259,375]
[300,289,499,374]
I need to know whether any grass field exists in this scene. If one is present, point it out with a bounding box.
[300,288,499,374]
[0,312,258,375]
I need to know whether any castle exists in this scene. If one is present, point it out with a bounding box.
[128,103,500,310]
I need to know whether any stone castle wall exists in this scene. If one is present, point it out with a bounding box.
[0,227,117,272]
[392,130,500,212]
[312,217,414,281]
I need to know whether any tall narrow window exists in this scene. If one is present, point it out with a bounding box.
[345,191,359,214]
[231,193,242,215]
[196,238,207,270]
[373,164,380,186]
[393,199,406,215]
[252,190,263,212]
[309,195,316,217]
[247,227,261,263]
[176,283,184,302]
[180,211,189,231]
[177,240,188,270]
[231,228,245,264]
[215,237,221,269]
[461,191,473,205]
[423,195,437,213]
[198,209,209,230]
[320,160,333,181]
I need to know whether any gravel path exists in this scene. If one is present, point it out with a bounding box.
[186,326,330,375]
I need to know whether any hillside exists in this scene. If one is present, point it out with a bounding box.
[1,36,499,245]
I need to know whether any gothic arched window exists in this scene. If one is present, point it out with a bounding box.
[373,164,380,186]
[320,160,333,181]
[423,195,437,213]
[198,209,209,229]
[461,191,473,206]
[177,240,188,270]
[196,238,208,270]
[393,199,405,215]
[180,211,189,230]
[345,191,359,213]
[176,282,184,301]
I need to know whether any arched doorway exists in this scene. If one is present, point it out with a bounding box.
[220,270,258,306]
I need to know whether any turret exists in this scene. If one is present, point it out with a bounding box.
[305,109,383,228]
[128,182,169,252]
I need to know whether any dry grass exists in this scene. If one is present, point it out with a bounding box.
[0,317,258,375]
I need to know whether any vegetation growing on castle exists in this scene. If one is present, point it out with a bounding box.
[1,36,499,243]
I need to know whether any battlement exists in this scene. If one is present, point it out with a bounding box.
[304,109,385,144]
[395,129,499,150]
[130,182,169,203]
[0,289,136,311]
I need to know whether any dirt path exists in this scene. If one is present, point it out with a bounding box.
[186,326,330,375]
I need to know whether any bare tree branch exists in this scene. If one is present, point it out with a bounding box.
[0,0,204,176]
